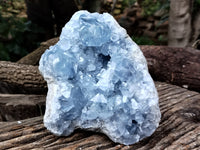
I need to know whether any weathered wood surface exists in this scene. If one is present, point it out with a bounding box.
[141,46,200,92]
[1,46,200,94]
[13,37,200,92]
[0,61,47,94]
[0,94,45,121]
[0,82,199,150]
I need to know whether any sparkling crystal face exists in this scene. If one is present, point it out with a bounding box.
[39,11,161,145]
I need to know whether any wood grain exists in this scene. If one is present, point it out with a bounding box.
[0,94,45,121]
[0,61,47,94]
[1,45,200,94]
[0,82,199,150]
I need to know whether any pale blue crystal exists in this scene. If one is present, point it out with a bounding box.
[39,11,161,145]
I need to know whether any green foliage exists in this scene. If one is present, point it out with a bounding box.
[196,0,200,4]
[132,36,155,45]
[123,0,170,17]
[0,0,44,61]
[141,0,161,16]
[123,0,136,7]
[193,0,200,15]
[158,35,168,44]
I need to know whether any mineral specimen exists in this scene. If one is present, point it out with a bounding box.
[39,10,161,145]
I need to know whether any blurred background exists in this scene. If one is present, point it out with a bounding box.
[0,0,200,62]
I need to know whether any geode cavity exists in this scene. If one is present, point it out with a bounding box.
[39,11,161,145]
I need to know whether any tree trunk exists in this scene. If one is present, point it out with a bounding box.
[0,94,45,121]
[82,0,102,12]
[0,82,199,149]
[168,0,193,47]
[0,61,47,94]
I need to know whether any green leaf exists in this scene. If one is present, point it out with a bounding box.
[0,43,10,61]
[132,36,155,45]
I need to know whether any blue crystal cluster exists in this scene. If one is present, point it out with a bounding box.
[39,11,161,145]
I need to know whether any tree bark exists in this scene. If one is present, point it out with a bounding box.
[0,94,45,121]
[2,45,200,93]
[0,61,47,94]
[168,0,193,47]
[0,82,199,149]
[141,45,200,92]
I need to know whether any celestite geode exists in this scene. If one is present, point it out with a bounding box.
[39,11,161,145]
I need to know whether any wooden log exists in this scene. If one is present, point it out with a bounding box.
[0,61,47,94]
[0,94,45,121]
[15,38,200,92]
[0,82,199,149]
[141,46,200,92]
